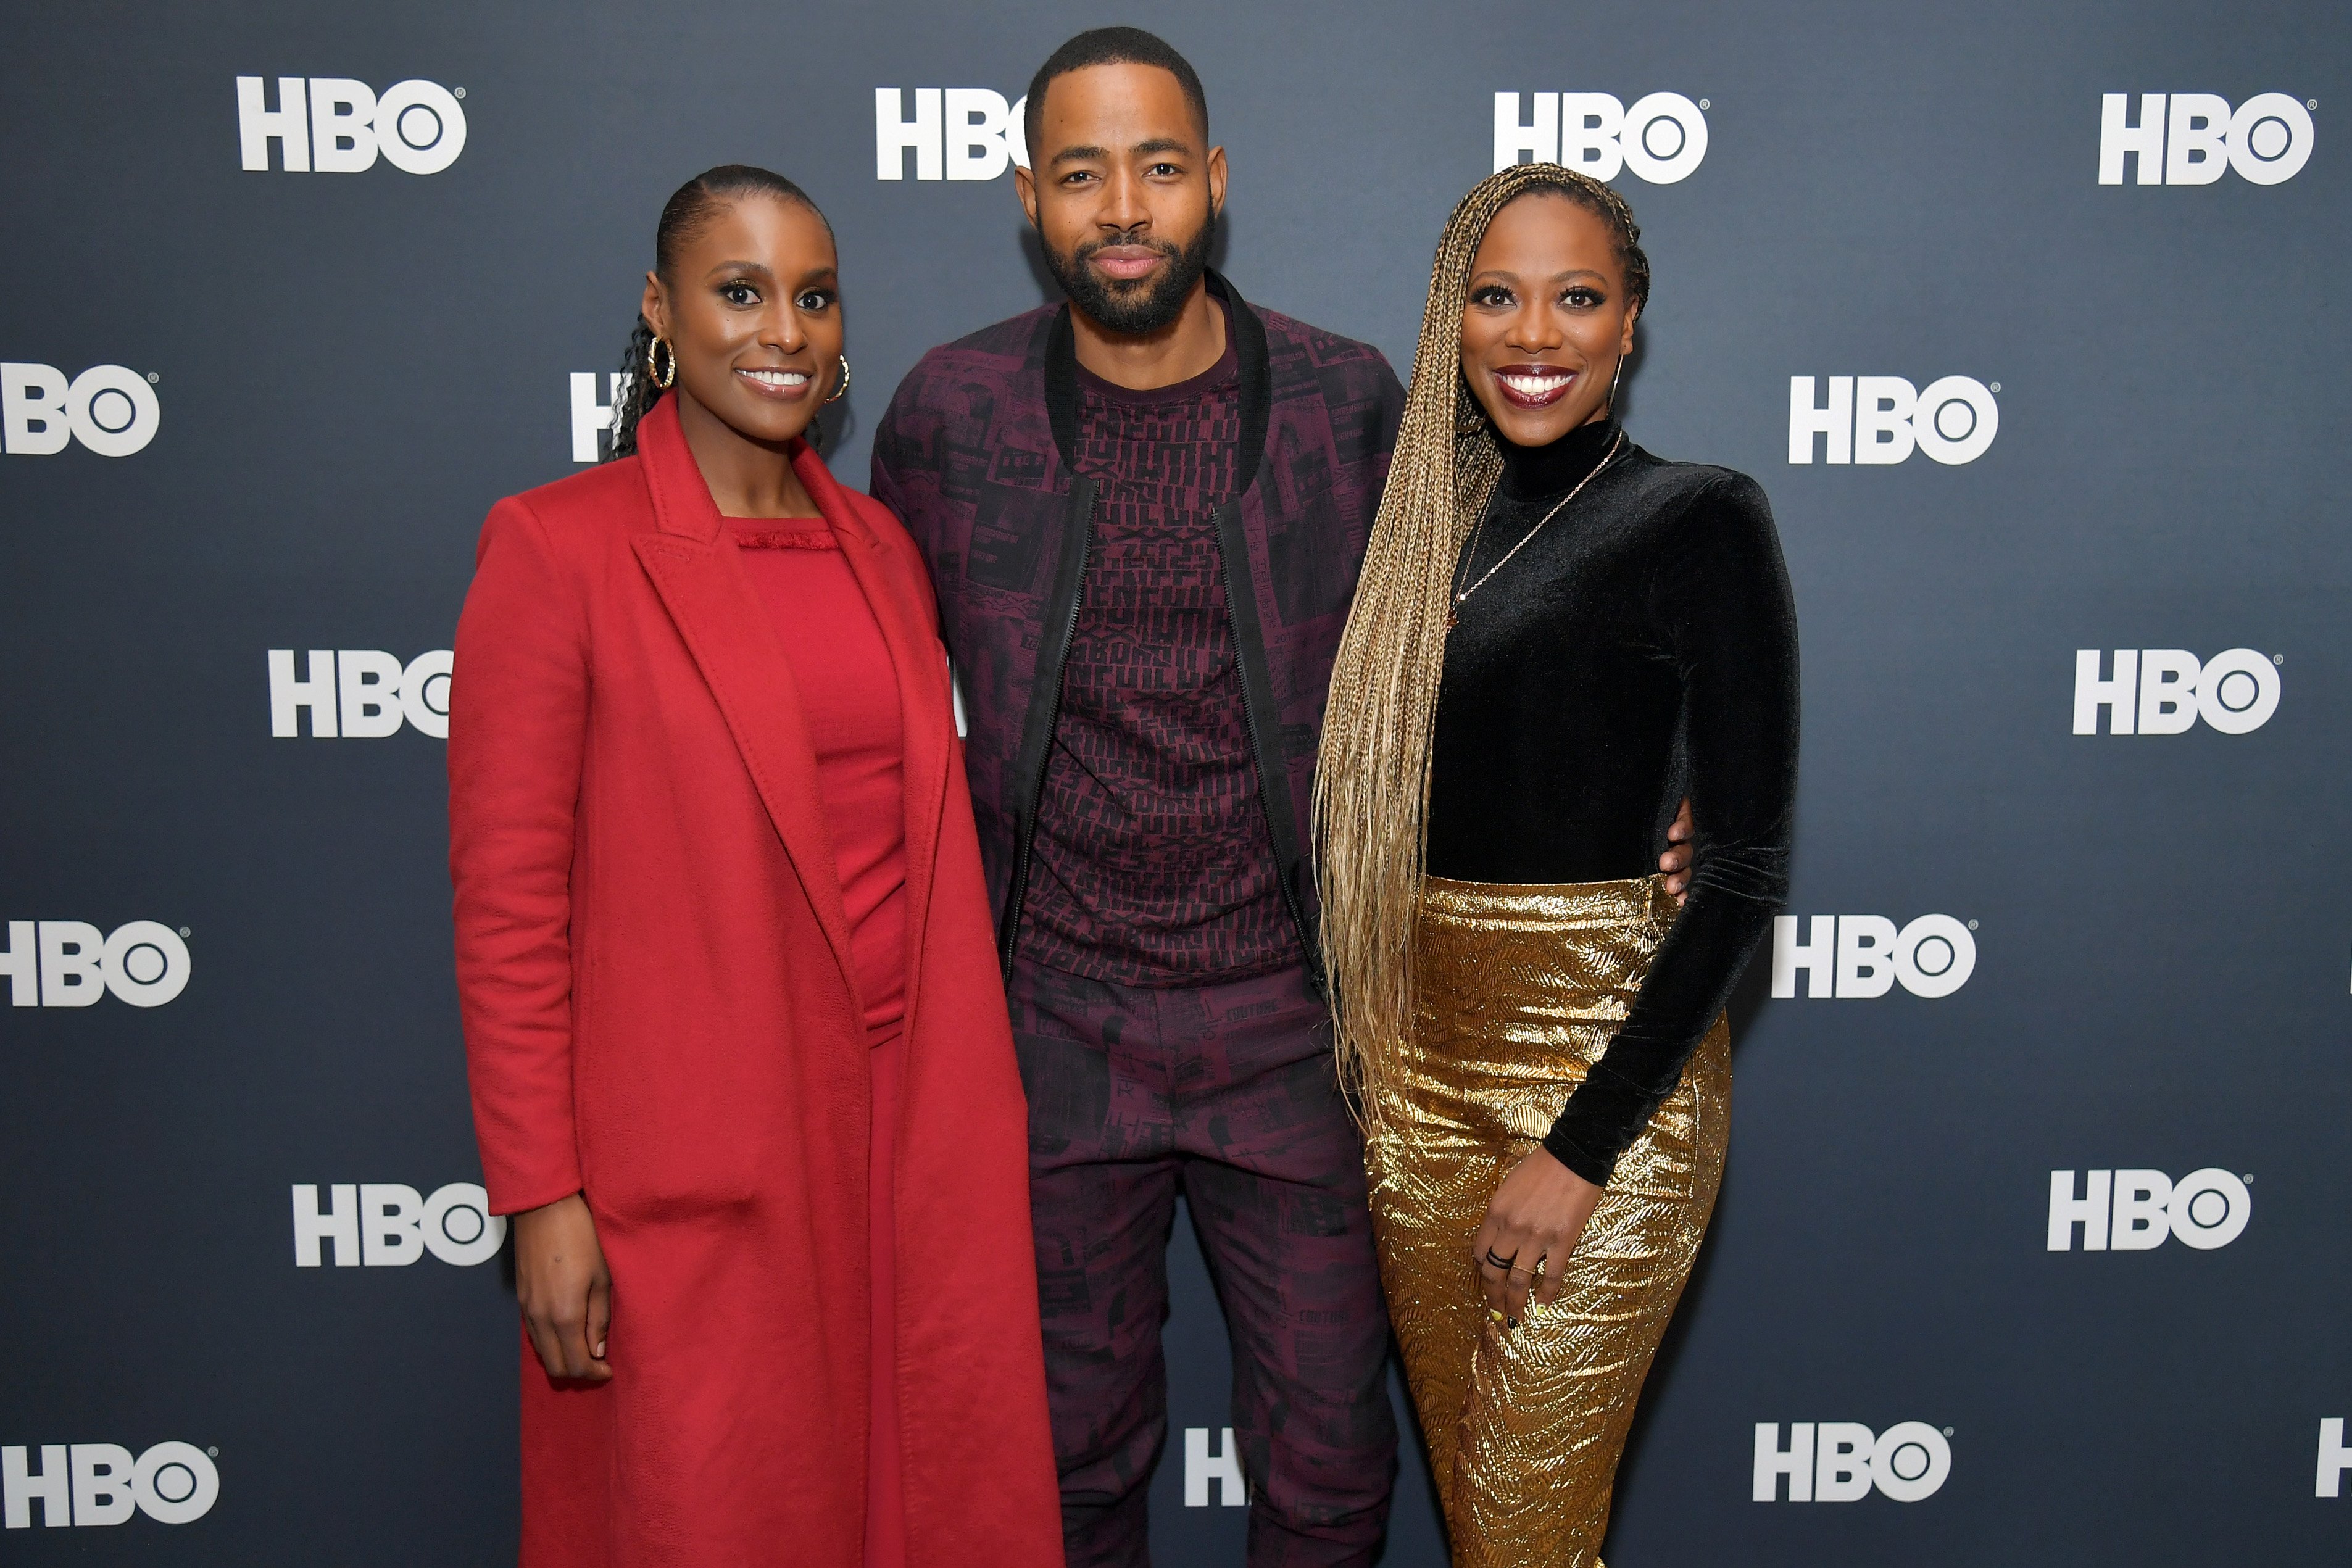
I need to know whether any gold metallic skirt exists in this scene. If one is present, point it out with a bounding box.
[1366,874,1730,1567]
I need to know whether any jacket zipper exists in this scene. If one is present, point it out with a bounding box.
[1214,504,1319,987]
[1000,483,1097,981]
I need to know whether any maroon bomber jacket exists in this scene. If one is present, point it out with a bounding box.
[869,270,1405,985]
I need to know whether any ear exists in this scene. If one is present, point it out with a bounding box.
[1619,302,1639,357]
[1013,161,1040,229]
[639,272,668,339]
[1207,143,1228,218]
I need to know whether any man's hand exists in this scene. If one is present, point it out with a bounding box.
[1659,797,1695,905]
[1471,1146,1603,1327]
[513,1192,613,1382]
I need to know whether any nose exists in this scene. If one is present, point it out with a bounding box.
[759,299,808,356]
[1099,165,1150,236]
[1502,297,1563,356]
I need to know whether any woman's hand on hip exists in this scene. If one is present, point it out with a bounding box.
[1659,797,1695,904]
[512,1192,613,1382]
[1473,1147,1603,1327]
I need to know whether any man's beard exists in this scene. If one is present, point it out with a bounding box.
[1042,213,1216,336]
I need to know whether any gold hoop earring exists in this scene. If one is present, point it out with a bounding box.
[646,336,676,390]
[1607,354,1626,413]
[826,353,851,405]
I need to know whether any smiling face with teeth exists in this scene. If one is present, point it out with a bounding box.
[639,192,843,516]
[1458,192,1640,450]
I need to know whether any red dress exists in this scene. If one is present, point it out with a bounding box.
[728,514,910,1568]
[447,396,1062,1568]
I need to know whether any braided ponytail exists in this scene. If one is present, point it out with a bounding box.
[608,316,662,460]
[604,164,834,462]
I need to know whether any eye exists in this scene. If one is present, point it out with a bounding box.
[1146,162,1181,177]
[796,288,835,312]
[1060,170,1098,187]
[1468,283,1515,308]
[718,280,760,307]
[1563,285,1606,310]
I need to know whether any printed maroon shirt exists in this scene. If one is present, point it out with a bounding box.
[1020,318,1303,985]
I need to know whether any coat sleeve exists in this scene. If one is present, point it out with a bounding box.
[448,496,591,1215]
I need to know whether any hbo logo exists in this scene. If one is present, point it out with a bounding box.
[2321,1420,2351,1498]
[1494,91,1709,182]
[571,371,630,462]
[2,1442,217,1529]
[268,649,451,739]
[2047,1168,2250,1251]
[292,1182,506,1267]
[1,921,189,1008]
[236,76,467,175]
[1753,1422,1950,1503]
[2,363,157,457]
[2072,649,2279,736]
[1771,915,1974,1000]
[1183,1427,1247,1508]
[875,89,1030,181]
[2100,93,2313,186]
[1789,376,1997,465]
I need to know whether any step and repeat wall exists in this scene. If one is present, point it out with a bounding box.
[3,1,2346,1562]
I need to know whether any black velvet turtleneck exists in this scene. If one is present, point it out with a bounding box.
[1426,421,1800,1186]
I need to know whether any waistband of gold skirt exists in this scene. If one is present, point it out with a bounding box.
[1406,873,1676,1064]
[1418,871,1678,933]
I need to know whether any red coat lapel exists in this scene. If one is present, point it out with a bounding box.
[796,445,955,1040]
[628,400,860,1003]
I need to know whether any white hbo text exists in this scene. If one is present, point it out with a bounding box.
[2047,1169,2250,1251]
[236,76,467,175]
[1753,1422,1950,1502]
[292,1183,507,1267]
[1493,92,1708,181]
[875,89,1029,181]
[2072,649,2279,735]
[1771,915,1974,999]
[268,649,452,739]
[2098,93,2313,185]
[1,364,157,457]
[1789,376,1997,465]
[1,922,189,1008]
[2,1442,217,1527]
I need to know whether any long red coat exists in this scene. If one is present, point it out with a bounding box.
[448,397,1063,1567]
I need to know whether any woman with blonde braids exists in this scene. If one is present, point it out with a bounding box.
[1314,163,1798,1564]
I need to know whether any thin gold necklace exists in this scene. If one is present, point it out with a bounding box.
[1448,429,1624,628]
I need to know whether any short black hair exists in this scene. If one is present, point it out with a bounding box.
[1024,27,1210,162]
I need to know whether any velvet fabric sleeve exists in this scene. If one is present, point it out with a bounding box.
[1541,473,1798,1185]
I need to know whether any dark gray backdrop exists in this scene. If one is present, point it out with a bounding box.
[3,1,2346,1562]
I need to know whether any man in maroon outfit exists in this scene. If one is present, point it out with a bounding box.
[873,33,1398,1564]
[870,30,1682,1567]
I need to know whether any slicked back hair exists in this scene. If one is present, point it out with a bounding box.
[1024,27,1210,160]
[608,165,831,460]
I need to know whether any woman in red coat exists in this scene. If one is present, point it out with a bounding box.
[447,165,1063,1568]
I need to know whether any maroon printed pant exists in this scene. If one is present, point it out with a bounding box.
[1006,960,1397,1568]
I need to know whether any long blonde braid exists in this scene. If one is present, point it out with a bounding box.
[1312,162,1648,1128]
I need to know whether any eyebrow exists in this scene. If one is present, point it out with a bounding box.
[1049,137,1196,167]
[704,260,775,281]
[1471,268,1610,284]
